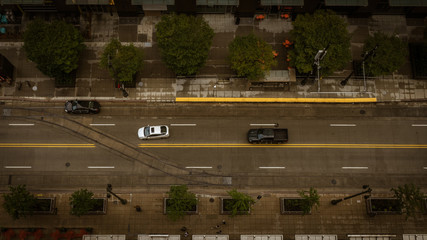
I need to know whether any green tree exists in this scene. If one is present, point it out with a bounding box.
[289,9,351,76]
[229,33,277,80]
[69,189,97,217]
[226,189,255,217]
[155,14,214,76]
[391,183,424,219]
[100,39,144,82]
[298,187,320,215]
[2,185,37,220]
[166,185,198,221]
[363,32,408,76]
[23,19,85,82]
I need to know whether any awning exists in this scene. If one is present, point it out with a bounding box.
[193,235,229,240]
[241,235,283,240]
[296,235,337,240]
[388,0,427,6]
[348,235,396,240]
[0,0,44,4]
[264,69,296,82]
[325,0,368,6]
[139,235,180,240]
[83,235,126,240]
[132,0,174,5]
[261,0,304,6]
[66,0,110,5]
[403,235,427,240]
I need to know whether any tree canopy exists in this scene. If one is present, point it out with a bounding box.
[2,185,37,220]
[363,32,408,76]
[23,19,85,80]
[100,39,144,82]
[289,9,351,76]
[228,33,277,80]
[155,14,214,76]
[226,189,255,217]
[69,189,97,217]
[391,183,424,219]
[298,187,320,215]
[166,185,198,221]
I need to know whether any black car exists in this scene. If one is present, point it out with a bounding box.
[65,100,100,114]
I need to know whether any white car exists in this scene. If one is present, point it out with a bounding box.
[138,125,169,140]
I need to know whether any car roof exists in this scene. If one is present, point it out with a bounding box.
[149,126,164,134]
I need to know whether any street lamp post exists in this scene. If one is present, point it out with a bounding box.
[313,44,329,92]
[361,45,378,92]
[331,185,372,205]
[106,184,127,205]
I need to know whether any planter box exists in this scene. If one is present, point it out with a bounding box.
[366,198,402,216]
[220,198,250,215]
[423,198,427,214]
[87,198,107,215]
[280,197,309,215]
[163,198,198,215]
[33,198,56,215]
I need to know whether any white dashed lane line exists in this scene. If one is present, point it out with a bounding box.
[170,124,197,127]
[4,166,32,169]
[90,124,116,126]
[330,124,356,127]
[342,167,369,169]
[259,166,286,169]
[87,166,115,169]
[8,123,35,126]
[185,166,212,169]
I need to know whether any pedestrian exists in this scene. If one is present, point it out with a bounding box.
[222,220,226,225]
[216,230,222,234]
[180,227,187,232]
[184,232,189,238]
[215,225,220,229]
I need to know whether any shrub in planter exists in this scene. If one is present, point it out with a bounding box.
[69,189,102,217]
[366,198,401,216]
[222,189,255,217]
[391,183,425,219]
[2,185,38,220]
[281,187,320,215]
[165,185,198,221]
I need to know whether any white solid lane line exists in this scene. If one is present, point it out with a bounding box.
[342,167,369,169]
[412,124,427,127]
[87,166,115,169]
[4,166,32,169]
[170,124,197,126]
[9,123,35,126]
[330,124,356,127]
[185,166,212,169]
[90,124,116,126]
[259,166,286,169]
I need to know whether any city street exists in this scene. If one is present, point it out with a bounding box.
[1,102,426,191]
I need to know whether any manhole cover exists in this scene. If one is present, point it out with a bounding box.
[331,179,337,185]
[217,165,222,170]
[360,110,366,114]
[65,162,70,167]
[209,198,215,203]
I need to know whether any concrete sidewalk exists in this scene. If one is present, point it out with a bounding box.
[0,14,426,103]
[0,189,426,240]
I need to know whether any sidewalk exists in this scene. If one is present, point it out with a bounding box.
[0,14,426,103]
[1,189,426,239]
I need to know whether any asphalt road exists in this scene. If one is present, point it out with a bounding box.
[0,102,426,192]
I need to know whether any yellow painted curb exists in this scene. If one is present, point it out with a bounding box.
[175,97,377,103]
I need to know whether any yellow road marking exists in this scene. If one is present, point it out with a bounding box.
[0,143,95,148]
[175,97,377,103]
[139,143,427,149]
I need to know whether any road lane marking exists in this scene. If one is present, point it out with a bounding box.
[185,166,213,169]
[170,124,197,126]
[8,124,35,126]
[0,143,95,148]
[424,167,427,170]
[138,143,427,149]
[87,166,115,169]
[412,124,427,127]
[259,166,285,169]
[342,167,369,169]
[4,166,32,169]
[330,124,356,127]
[90,124,115,126]
[250,123,279,127]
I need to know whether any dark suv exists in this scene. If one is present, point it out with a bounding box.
[65,100,100,114]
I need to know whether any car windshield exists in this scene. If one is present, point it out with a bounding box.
[144,127,151,137]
